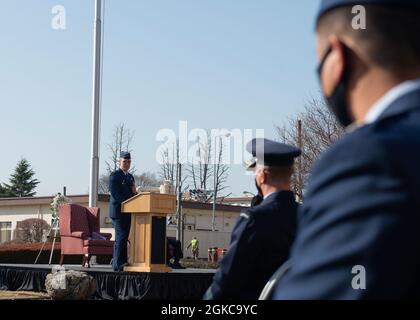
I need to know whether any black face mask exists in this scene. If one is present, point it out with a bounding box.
[252,179,264,207]
[255,179,263,196]
[317,46,353,127]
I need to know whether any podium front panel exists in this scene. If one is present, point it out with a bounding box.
[129,215,150,267]
[151,216,167,264]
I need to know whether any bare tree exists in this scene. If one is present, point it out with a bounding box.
[214,137,230,203]
[159,140,189,195]
[135,172,162,191]
[98,171,161,194]
[98,174,110,194]
[187,132,213,202]
[276,98,345,200]
[187,131,230,203]
[99,123,136,193]
[159,143,177,188]
[158,133,230,203]
[105,123,135,174]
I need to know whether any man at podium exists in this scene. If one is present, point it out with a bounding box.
[109,151,137,272]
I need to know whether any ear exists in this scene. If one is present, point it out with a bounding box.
[322,35,346,96]
[261,168,269,185]
[255,168,264,184]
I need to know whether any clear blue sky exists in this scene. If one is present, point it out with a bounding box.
[0,0,321,197]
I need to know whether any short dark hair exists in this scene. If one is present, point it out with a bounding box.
[264,164,294,182]
[317,5,420,74]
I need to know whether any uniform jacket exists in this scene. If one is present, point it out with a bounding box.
[109,169,136,219]
[205,191,298,300]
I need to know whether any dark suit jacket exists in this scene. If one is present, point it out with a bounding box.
[274,88,420,299]
[109,169,136,219]
[205,191,298,300]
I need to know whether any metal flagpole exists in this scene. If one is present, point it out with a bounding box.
[89,0,103,208]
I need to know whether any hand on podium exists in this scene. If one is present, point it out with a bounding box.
[132,185,138,195]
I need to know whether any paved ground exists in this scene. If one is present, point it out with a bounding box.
[0,291,49,300]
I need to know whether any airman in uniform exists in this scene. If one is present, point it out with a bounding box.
[204,138,301,300]
[109,152,137,272]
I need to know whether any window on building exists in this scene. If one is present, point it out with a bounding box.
[0,222,12,244]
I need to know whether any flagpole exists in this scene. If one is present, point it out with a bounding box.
[89,0,102,208]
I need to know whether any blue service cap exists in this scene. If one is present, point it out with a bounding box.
[246,139,301,169]
[317,0,420,22]
[120,151,131,160]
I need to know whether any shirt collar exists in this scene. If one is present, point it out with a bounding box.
[364,78,420,125]
[263,192,276,200]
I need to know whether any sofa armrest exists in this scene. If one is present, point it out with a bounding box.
[98,233,113,240]
[71,231,89,239]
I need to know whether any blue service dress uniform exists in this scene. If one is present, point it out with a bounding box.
[274,87,420,299]
[109,169,136,271]
[204,191,298,300]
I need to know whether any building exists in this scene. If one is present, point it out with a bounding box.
[217,196,253,207]
[0,194,246,259]
[0,195,112,244]
[167,201,244,259]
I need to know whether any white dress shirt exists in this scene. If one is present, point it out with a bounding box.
[364,78,420,124]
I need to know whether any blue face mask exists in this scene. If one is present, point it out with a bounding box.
[317,46,353,127]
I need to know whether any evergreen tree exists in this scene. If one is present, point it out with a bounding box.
[0,183,12,197]
[5,158,40,197]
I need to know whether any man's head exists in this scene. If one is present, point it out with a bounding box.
[119,152,132,172]
[246,139,301,197]
[316,1,420,126]
[254,164,294,196]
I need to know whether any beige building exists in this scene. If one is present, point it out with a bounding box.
[167,201,244,259]
[0,194,245,259]
[0,195,112,244]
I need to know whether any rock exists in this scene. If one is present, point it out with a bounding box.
[45,270,96,300]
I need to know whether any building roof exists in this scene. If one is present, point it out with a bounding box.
[216,196,253,207]
[0,194,110,207]
[0,194,244,212]
[181,201,243,212]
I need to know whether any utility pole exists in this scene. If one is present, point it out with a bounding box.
[212,133,230,231]
[89,0,103,208]
[212,147,217,232]
[175,149,182,241]
[296,119,303,201]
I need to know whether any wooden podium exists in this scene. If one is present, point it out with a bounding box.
[121,192,175,273]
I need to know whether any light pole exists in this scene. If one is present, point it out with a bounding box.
[212,133,231,232]
[89,0,103,208]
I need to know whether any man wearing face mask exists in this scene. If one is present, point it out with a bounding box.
[203,138,301,300]
[273,0,420,299]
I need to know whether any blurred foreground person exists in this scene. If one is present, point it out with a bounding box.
[274,0,420,299]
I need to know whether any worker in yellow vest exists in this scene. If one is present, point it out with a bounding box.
[187,237,199,260]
